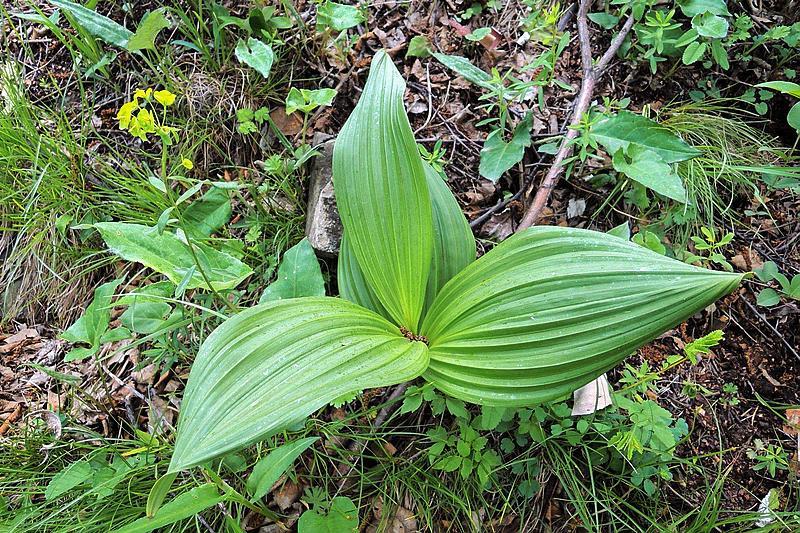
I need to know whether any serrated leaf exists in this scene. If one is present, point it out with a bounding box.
[611,146,688,203]
[420,227,742,406]
[479,115,533,182]
[235,38,274,79]
[333,50,433,330]
[126,8,170,52]
[246,437,318,501]
[95,222,252,291]
[114,484,226,533]
[169,297,429,471]
[691,13,728,39]
[49,0,132,48]
[259,238,325,303]
[591,111,700,164]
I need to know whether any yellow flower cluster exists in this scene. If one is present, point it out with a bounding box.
[117,88,177,142]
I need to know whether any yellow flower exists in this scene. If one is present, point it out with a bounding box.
[154,89,176,107]
[136,108,155,133]
[117,101,137,129]
[134,88,153,100]
[181,158,194,170]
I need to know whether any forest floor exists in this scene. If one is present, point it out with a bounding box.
[1,0,799,531]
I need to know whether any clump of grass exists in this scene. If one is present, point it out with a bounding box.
[655,99,800,239]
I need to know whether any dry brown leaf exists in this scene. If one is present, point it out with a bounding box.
[270,107,303,136]
[783,409,800,436]
[273,479,301,511]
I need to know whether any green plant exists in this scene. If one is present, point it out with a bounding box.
[755,81,800,137]
[236,106,270,134]
[747,439,789,478]
[285,87,337,136]
[433,35,570,181]
[418,140,448,180]
[754,261,800,306]
[23,0,172,77]
[163,51,742,473]
[720,382,740,406]
[682,226,734,272]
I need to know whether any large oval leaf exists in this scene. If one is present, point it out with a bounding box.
[95,222,252,291]
[333,50,433,331]
[338,162,475,320]
[420,227,742,406]
[169,297,428,472]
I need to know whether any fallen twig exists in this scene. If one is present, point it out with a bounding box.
[518,0,634,230]
[740,293,800,364]
[0,404,22,436]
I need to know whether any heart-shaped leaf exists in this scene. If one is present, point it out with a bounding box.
[235,38,275,79]
[259,238,325,303]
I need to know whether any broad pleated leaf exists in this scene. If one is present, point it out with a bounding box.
[169,297,429,472]
[420,227,742,406]
[338,232,390,319]
[333,50,433,331]
[422,163,476,312]
[338,162,475,319]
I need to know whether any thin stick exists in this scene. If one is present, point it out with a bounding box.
[517,1,634,230]
[740,296,800,363]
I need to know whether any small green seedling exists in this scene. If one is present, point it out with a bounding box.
[754,261,800,306]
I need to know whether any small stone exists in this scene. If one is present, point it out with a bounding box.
[305,133,342,256]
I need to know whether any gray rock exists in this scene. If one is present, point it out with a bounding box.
[305,133,342,256]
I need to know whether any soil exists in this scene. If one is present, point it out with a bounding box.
[2,0,799,530]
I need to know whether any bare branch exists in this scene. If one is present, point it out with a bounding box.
[517,0,635,230]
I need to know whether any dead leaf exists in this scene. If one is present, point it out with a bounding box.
[783,409,800,436]
[270,107,303,136]
[572,374,613,415]
[273,479,301,511]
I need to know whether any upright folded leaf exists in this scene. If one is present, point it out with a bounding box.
[338,162,475,320]
[421,227,742,406]
[333,50,434,331]
[169,297,429,472]
[423,163,476,312]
